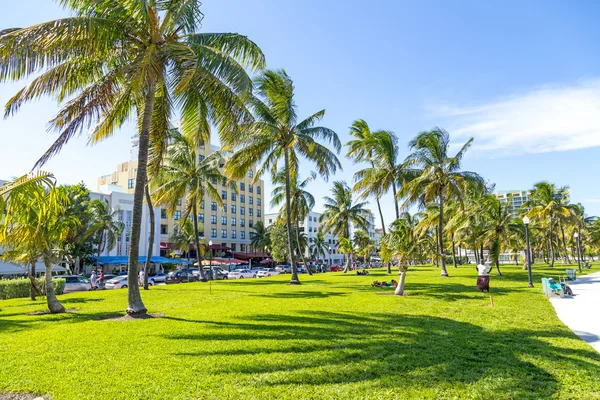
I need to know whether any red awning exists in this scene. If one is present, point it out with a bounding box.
[203,244,231,251]
[233,252,269,260]
[160,242,172,250]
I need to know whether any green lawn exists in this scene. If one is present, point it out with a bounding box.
[1,264,600,399]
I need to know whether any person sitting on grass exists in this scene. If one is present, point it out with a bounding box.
[371,279,398,287]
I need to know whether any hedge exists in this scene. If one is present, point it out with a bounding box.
[0,277,65,300]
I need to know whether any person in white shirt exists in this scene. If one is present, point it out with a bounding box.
[90,270,97,290]
[138,268,145,286]
[476,261,492,292]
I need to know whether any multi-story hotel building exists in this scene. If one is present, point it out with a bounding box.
[98,136,265,257]
[496,188,570,218]
[264,210,344,265]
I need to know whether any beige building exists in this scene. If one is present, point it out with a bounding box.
[98,138,265,257]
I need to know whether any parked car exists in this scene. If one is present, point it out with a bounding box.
[148,273,167,284]
[330,264,343,272]
[228,269,256,279]
[203,267,228,280]
[106,276,129,289]
[257,268,279,278]
[297,266,307,274]
[165,270,198,284]
[275,265,292,274]
[63,275,92,293]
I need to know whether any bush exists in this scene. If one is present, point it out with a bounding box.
[0,277,66,300]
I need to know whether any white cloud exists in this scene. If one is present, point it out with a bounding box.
[431,79,600,154]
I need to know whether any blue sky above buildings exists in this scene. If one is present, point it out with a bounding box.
[1,0,600,227]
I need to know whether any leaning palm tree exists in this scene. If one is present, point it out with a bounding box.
[319,181,369,272]
[152,130,224,278]
[271,170,316,275]
[400,128,483,277]
[226,70,342,284]
[1,1,265,315]
[385,214,420,295]
[88,199,124,267]
[0,174,79,313]
[250,221,271,254]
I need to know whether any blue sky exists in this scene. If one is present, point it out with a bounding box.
[1,0,600,228]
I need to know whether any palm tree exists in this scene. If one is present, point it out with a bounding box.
[250,221,271,254]
[401,128,483,277]
[525,182,570,268]
[310,231,329,265]
[89,199,124,268]
[319,181,369,272]
[384,213,420,295]
[1,1,265,315]
[0,173,79,313]
[353,230,374,263]
[170,218,206,259]
[225,70,342,284]
[152,130,224,279]
[271,170,316,275]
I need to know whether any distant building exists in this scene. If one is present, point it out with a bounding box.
[373,228,384,246]
[496,188,570,217]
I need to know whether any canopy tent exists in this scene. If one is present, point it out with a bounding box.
[260,258,274,264]
[93,256,192,265]
[197,258,248,266]
[0,261,67,276]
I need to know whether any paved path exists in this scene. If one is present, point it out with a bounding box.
[550,271,600,353]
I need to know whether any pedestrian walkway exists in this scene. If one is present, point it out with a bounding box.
[550,271,600,353]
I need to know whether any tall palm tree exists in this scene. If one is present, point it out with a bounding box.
[89,199,124,267]
[346,120,392,233]
[250,221,271,254]
[525,182,570,268]
[152,130,224,279]
[0,174,79,313]
[226,70,342,284]
[1,1,265,315]
[400,128,483,277]
[319,181,369,272]
[271,170,316,275]
[310,231,329,265]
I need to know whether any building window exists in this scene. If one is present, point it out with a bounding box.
[128,178,134,189]
[221,190,227,200]
[249,185,253,193]
[174,210,181,220]
[211,229,217,238]
[199,155,205,162]
[211,177,217,184]
[240,231,245,239]
[257,210,262,218]
[199,231,205,238]
[257,198,261,206]
[173,226,179,235]
[240,194,245,204]
[177,199,182,206]
[257,186,261,195]
[231,243,237,252]
[249,220,254,228]
[240,219,245,227]
[161,209,167,219]
[231,192,236,201]
[222,178,227,186]
[221,229,227,238]
[211,202,217,211]
[240,207,245,215]
[211,215,217,224]
[221,216,227,225]
[231,230,237,239]
[201,200,204,209]
[198,213,204,223]
[160,225,168,235]
[231,205,236,214]
[248,170,253,178]
[269,219,273,224]
[249,208,253,216]
[249,196,253,205]
[231,218,236,226]
[241,244,246,252]
[240,183,245,191]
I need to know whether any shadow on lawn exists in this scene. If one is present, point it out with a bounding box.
[250,290,349,299]
[164,311,600,398]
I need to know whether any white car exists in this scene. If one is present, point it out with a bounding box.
[228,269,256,279]
[148,273,167,284]
[105,276,153,289]
[257,268,280,278]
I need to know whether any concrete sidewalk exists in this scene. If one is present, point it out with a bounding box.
[550,271,600,353]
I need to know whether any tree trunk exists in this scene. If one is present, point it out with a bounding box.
[548,217,555,268]
[126,81,157,316]
[144,183,154,290]
[191,203,205,281]
[44,257,65,313]
[29,261,40,301]
[451,233,457,268]
[559,220,570,264]
[284,150,300,284]
[296,217,312,276]
[391,181,400,219]
[394,268,407,296]
[495,259,502,276]
[74,256,80,275]
[480,244,484,262]
[438,192,448,277]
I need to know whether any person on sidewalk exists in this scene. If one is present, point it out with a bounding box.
[476,260,493,292]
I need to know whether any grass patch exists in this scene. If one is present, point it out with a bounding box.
[1,264,600,399]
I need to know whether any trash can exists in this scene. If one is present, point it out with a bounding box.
[566,269,577,281]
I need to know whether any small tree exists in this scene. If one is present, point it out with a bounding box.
[269,223,289,263]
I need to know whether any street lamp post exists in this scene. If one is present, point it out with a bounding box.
[208,240,213,280]
[328,246,332,271]
[523,216,534,288]
[574,232,582,273]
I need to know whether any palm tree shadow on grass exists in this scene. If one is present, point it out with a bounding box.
[163,311,600,398]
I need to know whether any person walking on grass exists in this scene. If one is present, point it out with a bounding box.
[138,268,145,287]
[476,260,493,292]
[90,270,97,290]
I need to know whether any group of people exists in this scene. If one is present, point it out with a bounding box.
[371,279,398,288]
[89,270,105,289]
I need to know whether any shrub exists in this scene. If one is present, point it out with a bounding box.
[0,277,66,300]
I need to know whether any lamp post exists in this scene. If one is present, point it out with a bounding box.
[208,240,213,280]
[328,246,332,270]
[574,232,582,273]
[523,216,533,288]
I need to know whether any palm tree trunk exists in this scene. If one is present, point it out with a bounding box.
[191,203,204,280]
[559,220,570,264]
[391,181,400,219]
[548,217,555,268]
[126,81,156,316]
[451,233,457,268]
[296,218,312,275]
[143,183,154,290]
[97,228,104,275]
[29,260,40,301]
[438,192,448,277]
[44,256,65,313]
[284,150,300,284]
[394,267,407,296]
